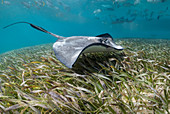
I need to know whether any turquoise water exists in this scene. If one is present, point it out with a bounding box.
[0,0,170,54]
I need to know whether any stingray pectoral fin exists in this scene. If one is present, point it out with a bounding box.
[53,42,83,68]
[96,33,113,38]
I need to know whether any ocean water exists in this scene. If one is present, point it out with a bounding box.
[0,0,170,54]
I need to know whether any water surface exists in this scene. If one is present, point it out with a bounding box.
[0,0,170,54]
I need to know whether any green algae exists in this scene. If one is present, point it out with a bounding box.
[0,39,169,113]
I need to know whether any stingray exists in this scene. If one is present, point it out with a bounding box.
[3,22,124,68]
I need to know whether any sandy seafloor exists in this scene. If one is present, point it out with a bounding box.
[0,38,169,113]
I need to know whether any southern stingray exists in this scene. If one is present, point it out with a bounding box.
[3,22,124,68]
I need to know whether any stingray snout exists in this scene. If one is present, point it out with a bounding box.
[109,41,124,50]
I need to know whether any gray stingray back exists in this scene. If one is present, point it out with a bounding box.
[53,36,100,68]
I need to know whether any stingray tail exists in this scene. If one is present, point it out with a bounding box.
[3,21,64,39]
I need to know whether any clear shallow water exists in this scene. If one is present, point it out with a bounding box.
[0,0,170,54]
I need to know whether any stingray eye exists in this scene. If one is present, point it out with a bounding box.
[103,39,109,43]
[99,39,103,43]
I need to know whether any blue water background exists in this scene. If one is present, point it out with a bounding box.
[0,0,170,54]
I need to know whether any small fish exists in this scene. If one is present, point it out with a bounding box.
[21,2,31,9]
[3,0,10,5]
